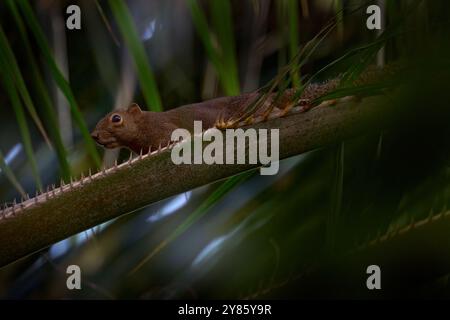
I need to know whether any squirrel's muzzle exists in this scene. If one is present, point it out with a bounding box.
[90,130,119,149]
[91,130,100,142]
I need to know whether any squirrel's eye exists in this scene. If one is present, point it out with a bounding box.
[111,114,122,124]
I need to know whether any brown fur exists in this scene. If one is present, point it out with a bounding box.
[91,95,255,154]
[91,81,342,154]
[91,64,395,154]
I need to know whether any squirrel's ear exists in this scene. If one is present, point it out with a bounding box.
[127,103,142,114]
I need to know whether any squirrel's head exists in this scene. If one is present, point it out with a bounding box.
[91,103,143,150]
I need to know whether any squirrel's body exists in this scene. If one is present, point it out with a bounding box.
[91,80,343,154]
[91,92,256,154]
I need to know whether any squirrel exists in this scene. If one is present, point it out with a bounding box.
[92,60,401,154]
[91,62,399,154]
[90,79,343,154]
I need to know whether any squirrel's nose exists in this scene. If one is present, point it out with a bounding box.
[91,130,99,141]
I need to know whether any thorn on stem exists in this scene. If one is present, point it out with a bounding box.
[12,199,16,216]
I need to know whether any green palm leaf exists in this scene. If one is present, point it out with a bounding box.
[108,0,163,111]
[17,0,101,167]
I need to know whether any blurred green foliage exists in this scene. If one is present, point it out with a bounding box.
[0,0,449,299]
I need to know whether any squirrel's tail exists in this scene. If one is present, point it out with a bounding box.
[214,63,400,129]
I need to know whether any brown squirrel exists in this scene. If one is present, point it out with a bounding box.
[91,63,397,154]
[91,93,257,154]
[90,81,340,154]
